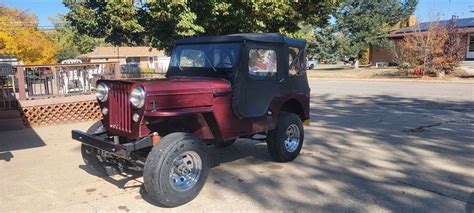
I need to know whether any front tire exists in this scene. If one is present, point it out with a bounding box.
[81,121,119,177]
[267,112,304,162]
[144,132,210,207]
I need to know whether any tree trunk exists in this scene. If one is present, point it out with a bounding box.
[437,71,445,78]
[353,60,359,69]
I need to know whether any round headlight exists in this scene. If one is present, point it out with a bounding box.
[130,86,145,108]
[96,83,108,102]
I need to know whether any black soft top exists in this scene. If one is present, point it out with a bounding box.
[176,33,306,48]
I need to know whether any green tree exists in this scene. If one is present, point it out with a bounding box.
[54,45,80,62]
[63,0,144,46]
[48,15,109,62]
[336,0,418,62]
[63,0,339,52]
[308,25,339,63]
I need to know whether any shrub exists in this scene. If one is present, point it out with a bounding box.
[391,16,466,76]
[141,68,155,74]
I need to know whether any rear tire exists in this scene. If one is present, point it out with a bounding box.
[81,121,119,177]
[144,132,210,207]
[309,64,315,70]
[267,112,304,162]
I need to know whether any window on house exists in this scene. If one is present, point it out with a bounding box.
[288,47,305,77]
[126,57,140,64]
[248,49,277,77]
[469,36,474,52]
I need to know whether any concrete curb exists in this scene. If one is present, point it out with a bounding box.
[307,77,474,84]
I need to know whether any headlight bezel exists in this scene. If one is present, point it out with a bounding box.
[96,83,109,102]
[130,86,145,108]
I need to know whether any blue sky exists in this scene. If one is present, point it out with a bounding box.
[415,0,474,22]
[1,0,473,26]
[0,0,68,26]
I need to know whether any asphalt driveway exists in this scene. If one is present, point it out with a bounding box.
[1,79,473,212]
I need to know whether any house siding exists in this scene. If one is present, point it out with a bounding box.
[370,38,402,66]
[139,56,150,68]
[76,46,166,69]
[88,57,155,69]
[370,34,471,66]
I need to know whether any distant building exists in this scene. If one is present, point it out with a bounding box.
[0,54,19,66]
[370,17,474,66]
[77,46,169,71]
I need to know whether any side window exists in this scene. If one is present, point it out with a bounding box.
[248,49,277,77]
[126,57,140,64]
[288,47,305,77]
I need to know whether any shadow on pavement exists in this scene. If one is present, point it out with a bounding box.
[206,94,473,211]
[0,128,45,162]
[467,191,474,213]
[79,164,143,189]
[0,151,13,161]
[76,94,473,211]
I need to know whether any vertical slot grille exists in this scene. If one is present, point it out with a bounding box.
[108,83,132,133]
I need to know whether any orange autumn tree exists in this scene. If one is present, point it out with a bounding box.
[441,17,468,74]
[392,17,466,76]
[0,4,58,64]
[402,20,447,75]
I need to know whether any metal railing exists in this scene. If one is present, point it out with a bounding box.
[0,64,17,110]
[16,62,121,100]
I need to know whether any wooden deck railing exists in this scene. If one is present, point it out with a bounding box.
[15,62,121,100]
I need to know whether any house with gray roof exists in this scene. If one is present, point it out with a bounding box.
[370,17,474,66]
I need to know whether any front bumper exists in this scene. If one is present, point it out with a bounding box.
[71,130,153,158]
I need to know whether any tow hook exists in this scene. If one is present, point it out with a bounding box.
[152,132,160,145]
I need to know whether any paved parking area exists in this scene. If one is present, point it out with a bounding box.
[1,79,473,212]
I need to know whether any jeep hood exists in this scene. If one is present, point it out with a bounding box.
[140,77,231,111]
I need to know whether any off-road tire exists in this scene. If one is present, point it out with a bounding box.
[267,112,304,162]
[144,132,210,207]
[81,121,119,177]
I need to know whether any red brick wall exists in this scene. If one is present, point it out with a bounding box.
[370,34,470,66]
[370,38,403,66]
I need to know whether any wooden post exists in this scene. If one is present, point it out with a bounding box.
[114,62,121,79]
[16,66,26,100]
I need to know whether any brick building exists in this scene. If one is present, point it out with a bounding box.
[77,46,168,70]
[370,17,474,66]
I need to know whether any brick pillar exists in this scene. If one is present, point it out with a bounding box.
[114,62,121,79]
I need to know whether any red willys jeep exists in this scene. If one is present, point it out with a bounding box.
[72,33,310,207]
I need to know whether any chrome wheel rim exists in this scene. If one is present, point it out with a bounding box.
[169,151,202,191]
[284,124,300,152]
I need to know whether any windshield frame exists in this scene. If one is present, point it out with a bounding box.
[166,42,242,79]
